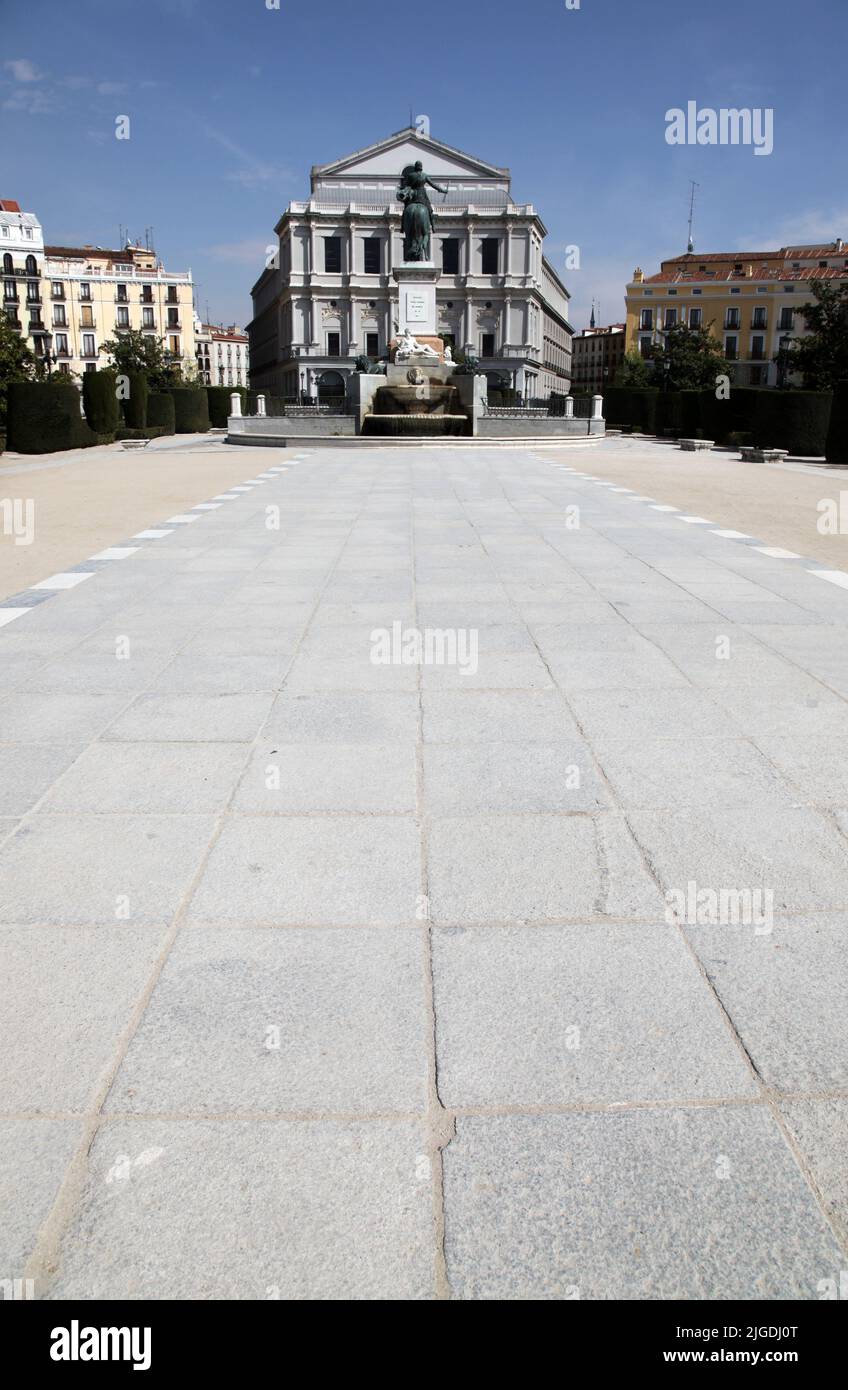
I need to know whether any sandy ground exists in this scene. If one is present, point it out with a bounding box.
[0,434,292,601]
[553,435,848,567]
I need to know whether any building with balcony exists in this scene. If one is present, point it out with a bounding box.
[625,241,848,386]
[41,241,195,377]
[194,318,249,386]
[248,126,573,400]
[1,198,46,359]
[571,322,626,395]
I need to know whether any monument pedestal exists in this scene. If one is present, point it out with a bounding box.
[393,260,438,338]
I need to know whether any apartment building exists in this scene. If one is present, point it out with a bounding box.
[41,241,195,377]
[1,198,46,360]
[571,322,626,394]
[625,241,848,386]
[195,318,249,386]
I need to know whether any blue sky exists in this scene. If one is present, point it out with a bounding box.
[3,0,846,333]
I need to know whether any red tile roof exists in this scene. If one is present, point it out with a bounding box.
[0,199,22,213]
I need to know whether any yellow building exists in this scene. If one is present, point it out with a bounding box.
[42,242,195,378]
[625,240,848,386]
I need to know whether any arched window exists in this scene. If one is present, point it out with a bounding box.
[25,254,37,275]
[2,253,12,275]
[317,370,345,404]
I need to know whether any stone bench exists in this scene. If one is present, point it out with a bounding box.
[739,447,789,463]
[120,438,151,451]
[679,438,715,451]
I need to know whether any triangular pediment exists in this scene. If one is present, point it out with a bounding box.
[311,127,509,186]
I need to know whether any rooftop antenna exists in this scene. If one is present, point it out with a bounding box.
[687,180,699,253]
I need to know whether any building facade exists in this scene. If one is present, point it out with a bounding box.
[40,242,195,378]
[571,322,626,394]
[248,127,573,401]
[1,198,46,360]
[194,318,249,386]
[625,241,848,386]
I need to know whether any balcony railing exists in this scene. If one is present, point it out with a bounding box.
[724,318,741,330]
[79,317,96,328]
[725,350,738,361]
[3,290,18,303]
[750,349,766,361]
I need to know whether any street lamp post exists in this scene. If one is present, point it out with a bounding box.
[41,332,58,376]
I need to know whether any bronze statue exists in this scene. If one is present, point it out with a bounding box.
[396,161,448,262]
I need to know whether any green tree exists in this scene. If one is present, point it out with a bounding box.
[0,313,38,429]
[646,322,730,390]
[614,350,655,387]
[784,280,848,389]
[101,329,186,390]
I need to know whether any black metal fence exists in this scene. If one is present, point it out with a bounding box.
[246,393,351,417]
[486,394,597,419]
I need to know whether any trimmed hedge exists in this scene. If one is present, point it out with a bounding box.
[82,370,120,435]
[169,387,209,433]
[206,385,247,427]
[753,390,832,456]
[704,386,762,445]
[602,387,659,433]
[147,392,176,432]
[122,371,148,429]
[825,382,848,465]
[116,426,171,441]
[6,382,99,454]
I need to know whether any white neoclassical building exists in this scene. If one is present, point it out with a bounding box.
[248,127,573,401]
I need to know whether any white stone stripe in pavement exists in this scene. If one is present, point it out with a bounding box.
[134,529,174,540]
[30,571,94,590]
[811,569,848,588]
[711,529,751,539]
[754,546,802,559]
[89,547,140,561]
[0,608,29,626]
[166,515,202,524]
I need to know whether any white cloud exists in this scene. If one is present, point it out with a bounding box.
[737,209,848,250]
[4,58,42,83]
[204,126,293,189]
[96,81,129,96]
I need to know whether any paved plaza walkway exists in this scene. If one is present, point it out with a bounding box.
[2,438,848,1299]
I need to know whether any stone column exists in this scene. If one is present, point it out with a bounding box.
[229,392,242,417]
[503,296,511,352]
[256,394,266,417]
[592,394,604,420]
[564,396,574,418]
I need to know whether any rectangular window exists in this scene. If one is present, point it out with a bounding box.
[751,334,765,359]
[53,304,66,326]
[725,335,738,360]
[779,308,794,329]
[166,286,178,304]
[481,239,499,275]
[640,309,653,329]
[752,307,767,328]
[85,361,96,372]
[725,308,740,329]
[116,284,128,302]
[442,238,459,274]
[327,331,341,355]
[80,282,91,300]
[117,306,129,327]
[55,332,68,354]
[366,331,379,357]
[82,333,96,356]
[168,335,180,355]
[664,308,677,328]
[80,306,93,326]
[363,240,381,275]
[167,307,179,327]
[324,238,342,273]
[51,281,64,299]
[481,332,496,357]
[3,279,16,301]
[688,307,702,328]
[142,307,154,328]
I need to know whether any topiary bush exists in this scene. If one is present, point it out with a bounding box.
[206,385,247,427]
[82,370,120,435]
[147,392,176,433]
[122,371,148,429]
[825,382,848,465]
[169,386,209,433]
[753,390,832,456]
[601,386,659,432]
[6,381,99,453]
[116,426,170,440]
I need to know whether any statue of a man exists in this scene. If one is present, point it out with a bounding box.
[396,161,448,262]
